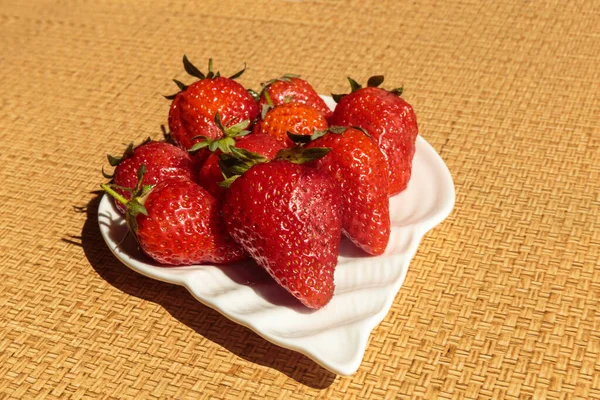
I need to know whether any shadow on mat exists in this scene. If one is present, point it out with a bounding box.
[69,192,336,389]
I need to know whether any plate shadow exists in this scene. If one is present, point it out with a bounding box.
[68,191,337,389]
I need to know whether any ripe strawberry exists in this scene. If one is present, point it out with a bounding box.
[230,132,285,157]
[102,172,246,265]
[329,76,418,195]
[252,102,328,148]
[105,140,198,214]
[198,132,284,201]
[166,56,260,151]
[222,156,342,309]
[305,127,390,255]
[258,74,332,119]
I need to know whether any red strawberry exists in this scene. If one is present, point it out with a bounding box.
[259,74,332,119]
[329,76,418,196]
[106,140,198,214]
[252,102,328,148]
[305,127,390,255]
[166,56,260,151]
[198,132,284,201]
[231,132,285,158]
[222,155,342,309]
[102,172,246,265]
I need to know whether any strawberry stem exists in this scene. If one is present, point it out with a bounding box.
[101,166,152,233]
[101,183,129,206]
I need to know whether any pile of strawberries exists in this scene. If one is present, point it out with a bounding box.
[102,56,418,309]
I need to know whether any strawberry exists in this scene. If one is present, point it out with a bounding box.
[221,152,342,309]
[198,132,284,201]
[304,127,390,255]
[329,76,418,196]
[166,56,260,151]
[102,170,246,266]
[105,140,198,214]
[230,132,285,158]
[252,102,328,148]
[259,74,332,119]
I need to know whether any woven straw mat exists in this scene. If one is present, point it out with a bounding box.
[1,0,599,399]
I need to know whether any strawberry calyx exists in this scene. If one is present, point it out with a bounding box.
[183,56,220,80]
[160,125,177,145]
[257,75,301,115]
[260,73,301,90]
[259,91,275,120]
[224,146,268,169]
[217,146,331,188]
[286,126,370,146]
[274,147,331,164]
[187,112,251,153]
[330,125,371,137]
[102,137,152,179]
[218,147,268,188]
[257,78,301,120]
[286,128,329,145]
[164,55,248,100]
[331,75,403,103]
[247,89,260,102]
[101,164,154,233]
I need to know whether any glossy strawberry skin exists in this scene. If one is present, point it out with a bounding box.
[169,77,260,150]
[259,77,332,119]
[136,178,246,265]
[197,133,285,201]
[307,128,390,255]
[112,141,198,214]
[329,87,418,196]
[223,160,342,309]
[252,102,329,148]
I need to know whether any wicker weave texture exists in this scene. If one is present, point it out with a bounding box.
[1,0,599,398]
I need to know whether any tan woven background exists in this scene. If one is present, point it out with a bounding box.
[1,0,599,398]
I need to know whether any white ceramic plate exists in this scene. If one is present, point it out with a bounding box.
[98,96,455,376]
